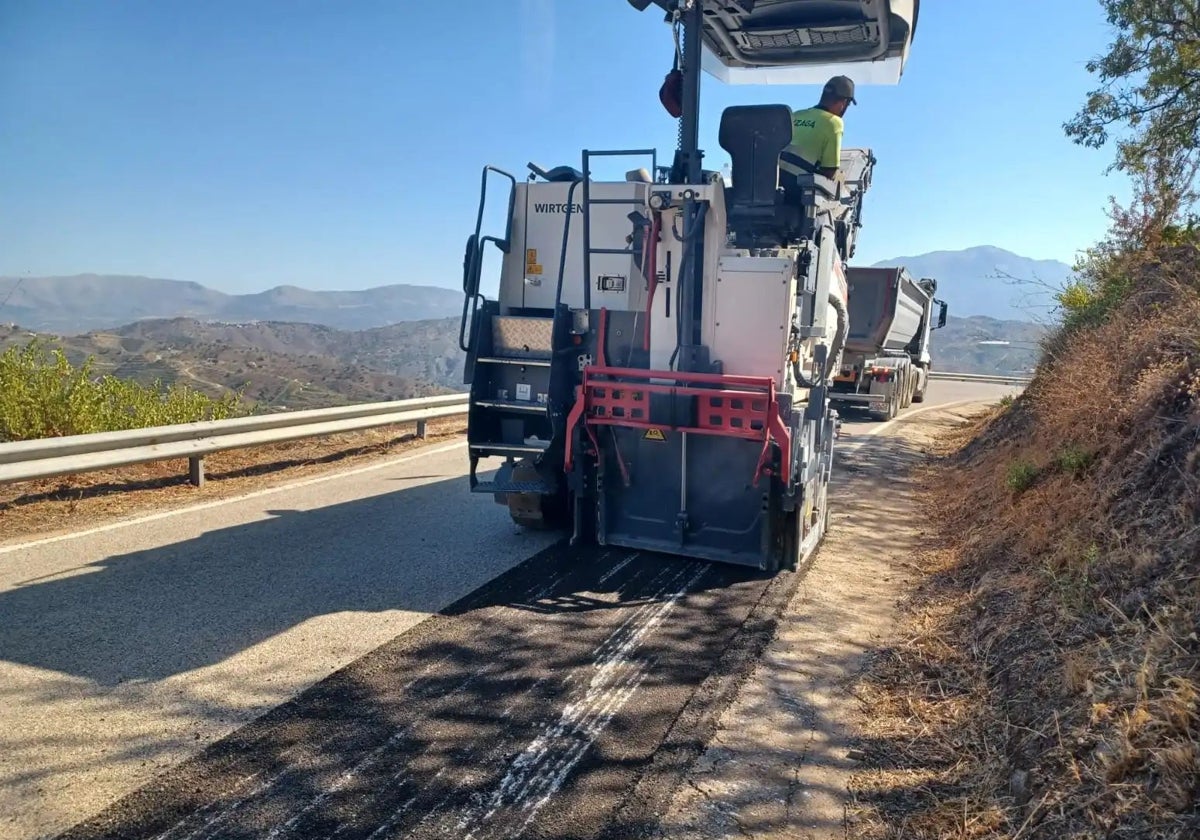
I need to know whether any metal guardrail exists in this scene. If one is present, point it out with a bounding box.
[0,394,470,487]
[928,371,1033,385]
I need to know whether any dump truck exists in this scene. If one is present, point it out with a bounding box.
[458,0,921,572]
[830,267,947,420]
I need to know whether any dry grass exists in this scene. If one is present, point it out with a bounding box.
[0,418,467,542]
[847,248,1200,838]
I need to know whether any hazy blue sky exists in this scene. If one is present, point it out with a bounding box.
[1,0,1127,293]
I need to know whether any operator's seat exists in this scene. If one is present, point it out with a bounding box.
[718,104,838,248]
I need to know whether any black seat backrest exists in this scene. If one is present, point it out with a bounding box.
[718,105,793,208]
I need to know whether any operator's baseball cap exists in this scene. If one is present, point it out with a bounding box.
[823,75,856,104]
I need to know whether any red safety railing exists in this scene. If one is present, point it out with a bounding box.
[564,365,791,486]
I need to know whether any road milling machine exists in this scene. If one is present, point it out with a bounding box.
[459,0,920,572]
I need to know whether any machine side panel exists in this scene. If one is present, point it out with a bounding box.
[648,207,684,371]
[499,183,531,312]
[500,181,649,313]
[708,255,792,386]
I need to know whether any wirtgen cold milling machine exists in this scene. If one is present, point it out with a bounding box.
[459,1,920,572]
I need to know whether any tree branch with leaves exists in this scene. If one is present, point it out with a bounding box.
[1065,0,1200,173]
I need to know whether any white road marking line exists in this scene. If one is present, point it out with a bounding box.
[381,562,699,840]
[458,562,706,840]
[0,441,467,555]
[595,551,638,586]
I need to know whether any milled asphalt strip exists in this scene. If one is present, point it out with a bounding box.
[53,536,804,840]
[0,440,467,555]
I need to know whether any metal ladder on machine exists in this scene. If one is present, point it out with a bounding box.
[578,149,660,366]
[460,166,559,498]
[460,149,657,503]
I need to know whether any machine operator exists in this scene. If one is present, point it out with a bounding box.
[779,75,856,182]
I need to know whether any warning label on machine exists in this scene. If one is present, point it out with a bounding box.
[526,249,542,275]
[643,428,666,442]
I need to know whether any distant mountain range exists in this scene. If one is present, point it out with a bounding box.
[870,245,1074,322]
[0,274,464,335]
[0,246,1074,336]
[0,317,465,411]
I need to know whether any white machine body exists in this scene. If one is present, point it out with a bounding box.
[497,176,847,390]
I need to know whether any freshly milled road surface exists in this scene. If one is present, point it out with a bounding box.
[0,379,1018,840]
[54,546,792,840]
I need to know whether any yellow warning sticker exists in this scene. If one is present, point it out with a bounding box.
[643,428,666,442]
[526,249,538,265]
[527,264,543,275]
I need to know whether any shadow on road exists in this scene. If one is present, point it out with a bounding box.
[0,454,783,840]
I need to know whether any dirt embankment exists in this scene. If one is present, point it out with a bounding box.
[847,249,1200,838]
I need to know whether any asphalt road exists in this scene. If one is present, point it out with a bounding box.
[0,378,1019,840]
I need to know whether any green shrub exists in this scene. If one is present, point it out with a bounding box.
[1056,445,1095,477]
[1055,253,1138,333]
[0,339,244,442]
[1005,460,1040,493]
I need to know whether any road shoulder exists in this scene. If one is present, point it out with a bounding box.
[654,403,990,839]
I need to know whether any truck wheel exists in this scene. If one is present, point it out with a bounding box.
[900,369,913,409]
[912,377,927,403]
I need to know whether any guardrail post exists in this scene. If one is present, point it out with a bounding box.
[189,456,206,488]
[416,420,428,440]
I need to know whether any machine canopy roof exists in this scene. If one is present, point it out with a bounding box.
[633,0,918,86]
